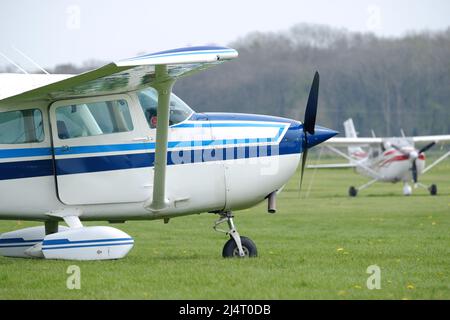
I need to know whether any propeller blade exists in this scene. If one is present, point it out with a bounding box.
[303,72,320,135]
[299,72,320,194]
[411,160,418,183]
[299,142,308,192]
[419,142,436,154]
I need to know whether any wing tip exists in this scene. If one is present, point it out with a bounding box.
[115,45,238,67]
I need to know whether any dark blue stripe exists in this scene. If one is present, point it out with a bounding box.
[56,153,153,175]
[54,141,301,176]
[42,241,134,250]
[0,238,43,244]
[0,243,40,248]
[0,159,53,180]
[0,141,301,179]
[43,237,133,246]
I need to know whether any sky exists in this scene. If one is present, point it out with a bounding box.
[0,0,449,70]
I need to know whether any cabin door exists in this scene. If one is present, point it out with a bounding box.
[49,94,152,205]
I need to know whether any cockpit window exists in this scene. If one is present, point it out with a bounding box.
[137,88,193,128]
[0,109,44,144]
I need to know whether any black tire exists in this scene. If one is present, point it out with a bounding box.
[349,186,358,197]
[429,184,437,196]
[222,236,258,258]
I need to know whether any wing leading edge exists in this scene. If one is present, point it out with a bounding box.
[324,135,450,146]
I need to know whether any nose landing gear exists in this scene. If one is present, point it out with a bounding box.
[213,211,257,258]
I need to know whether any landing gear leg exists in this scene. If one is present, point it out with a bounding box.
[416,182,437,196]
[214,211,257,258]
[349,179,378,197]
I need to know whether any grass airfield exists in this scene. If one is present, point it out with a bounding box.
[0,156,449,300]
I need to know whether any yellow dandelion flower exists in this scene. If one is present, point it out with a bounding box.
[406,284,415,290]
[337,248,344,252]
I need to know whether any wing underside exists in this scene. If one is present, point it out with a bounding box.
[0,46,238,106]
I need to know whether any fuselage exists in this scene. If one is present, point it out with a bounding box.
[0,90,335,222]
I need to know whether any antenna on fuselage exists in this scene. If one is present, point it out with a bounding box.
[0,51,29,74]
[12,46,50,74]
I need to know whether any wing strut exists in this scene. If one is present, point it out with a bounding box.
[146,65,175,212]
[145,65,175,212]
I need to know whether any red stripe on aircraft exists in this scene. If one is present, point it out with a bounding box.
[380,154,425,167]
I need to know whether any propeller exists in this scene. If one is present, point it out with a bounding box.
[299,72,320,192]
[391,141,436,184]
[418,142,436,154]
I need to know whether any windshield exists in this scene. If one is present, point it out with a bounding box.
[137,88,193,128]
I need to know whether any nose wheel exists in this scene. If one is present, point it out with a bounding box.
[214,211,257,258]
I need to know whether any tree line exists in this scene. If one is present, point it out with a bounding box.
[2,24,449,136]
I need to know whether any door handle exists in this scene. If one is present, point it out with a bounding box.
[132,137,150,142]
[60,145,70,152]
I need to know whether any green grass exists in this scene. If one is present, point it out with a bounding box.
[0,157,449,299]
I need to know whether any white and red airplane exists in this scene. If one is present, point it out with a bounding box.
[308,118,450,196]
[0,46,336,260]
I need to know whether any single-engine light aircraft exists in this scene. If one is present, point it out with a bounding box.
[308,118,450,196]
[0,46,336,260]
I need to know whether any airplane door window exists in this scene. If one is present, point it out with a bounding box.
[55,99,134,139]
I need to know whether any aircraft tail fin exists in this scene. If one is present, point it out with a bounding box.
[343,119,365,158]
[343,118,358,138]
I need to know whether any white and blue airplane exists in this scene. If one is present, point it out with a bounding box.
[0,46,336,260]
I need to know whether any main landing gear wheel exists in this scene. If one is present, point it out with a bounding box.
[213,211,257,259]
[223,236,258,258]
[429,184,437,196]
[349,186,358,197]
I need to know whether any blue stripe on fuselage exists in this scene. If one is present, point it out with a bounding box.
[0,140,301,180]
[0,147,52,159]
[55,141,301,176]
[0,159,53,180]
[0,118,302,180]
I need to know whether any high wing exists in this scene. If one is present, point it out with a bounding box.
[0,46,238,213]
[323,137,382,146]
[324,135,450,146]
[0,46,237,105]
[308,163,357,169]
[412,135,450,143]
